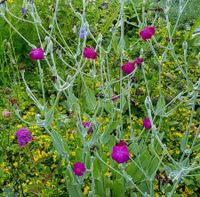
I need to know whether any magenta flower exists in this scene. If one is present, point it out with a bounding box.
[111,95,120,101]
[73,162,86,176]
[139,26,156,40]
[121,61,135,75]
[29,48,44,61]
[15,128,34,147]
[143,117,152,129]
[134,57,144,66]
[2,110,11,118]
[111,140,130,164]
[83,48,97,59]
[82,121,93,134]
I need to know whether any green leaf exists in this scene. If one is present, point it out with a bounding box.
[191,143,200,151]
[67,182,83,197]
[84,87,97,111]
[50,131,68,158]
[190,34,200,46]
[126,162,144,182]
[94,179,105,197]
[180,135,188,152]
[117,38,125,54]
[103,101,114,114]
[100,7,119,35]
[111,178,125,197]
[189,18,200,38]
[93,158,101,179]
[147,156,159,176]
[155,94,166,116]
[66,91,78,110]
[45,110,54,126]
[100,121,118,144]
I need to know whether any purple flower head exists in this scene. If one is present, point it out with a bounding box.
[79,25,88,39]
[82,121,93,134]
[143,117,152,129]
[111,140,130,164]
[83,47,97,60]
[15,128,34,147]
[139,26,156,40]
[121,61,135,75]
[134,57,144,66]
[21,8,27,16]
[111,95,120,101]
[2,110,11,118]
[73,162,86,176]
[29,48,44,61]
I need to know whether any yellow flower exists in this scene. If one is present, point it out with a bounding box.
[13,162,18,167]
[184,187,193,195]
[8,0,14,3]
[69,134,75,140]
[22,115,28,120]
[52,124,57,129]
[11,135,15,140]
[154,183,159,190]
[61,159,65,166]
[175,132,183,137]
[22,183,27,187]
[155,192,159,197]
[71,151,76,157]
[41,151,47,157]
[104,171,111,177]
[83,186,90,196]
[175,150,180,154]
[130,153,134,158]
[46,181,51,187]
[29,107,35,112]
[16,124,23,129]
[95,60,100,65]
[95,82,101,88]
[0,162,6,168]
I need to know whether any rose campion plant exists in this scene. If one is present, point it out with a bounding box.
[73,162,86,176]
[143,117,152,129]
[139,26,156,40]
[121,61,135,75]
[29,48,44,60]
[111,140,130,164]
[83,47,97,59]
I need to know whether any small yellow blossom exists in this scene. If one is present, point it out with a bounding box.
[13,162,18,167]
[154,183,159,190]
[104,171,111,177]
[69,134,75,140]
[82,115,88,122]
[8,0,14,3]
[71,151,76,156]
[95,60,99,65]
[83,186,90,196]
[22,115,28,120]
[16,124,23,129]
[175,150,180,154]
